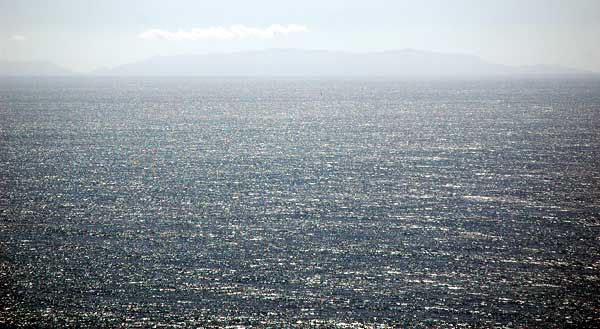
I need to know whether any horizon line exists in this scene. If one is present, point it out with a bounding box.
[2,48,597,75]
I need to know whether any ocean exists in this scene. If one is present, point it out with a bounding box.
[1,77,599,327]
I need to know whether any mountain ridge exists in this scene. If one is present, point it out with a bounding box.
[92,49,590,77]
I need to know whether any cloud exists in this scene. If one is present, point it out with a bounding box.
[10,35,27,42]
[140,24,309,41]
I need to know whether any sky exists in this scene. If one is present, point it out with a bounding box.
[1,0,599,72]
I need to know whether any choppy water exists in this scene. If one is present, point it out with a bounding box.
[1,77,599,327]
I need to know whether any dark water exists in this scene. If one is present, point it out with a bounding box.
[1,77,599,327]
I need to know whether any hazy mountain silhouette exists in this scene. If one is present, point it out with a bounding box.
[94,49,588,77]
[0,61,75,76]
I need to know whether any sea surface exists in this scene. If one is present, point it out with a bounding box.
[1,77,599,327]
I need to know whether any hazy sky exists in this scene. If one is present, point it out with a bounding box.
[1,0,599,72]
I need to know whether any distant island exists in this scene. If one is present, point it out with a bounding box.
[1,49,592,77]
[0,61,75,76]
